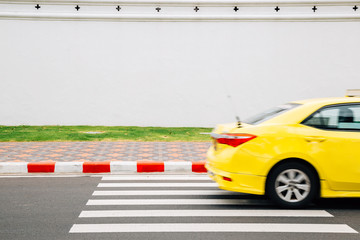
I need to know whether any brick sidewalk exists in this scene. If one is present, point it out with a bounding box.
[0,142,211,163]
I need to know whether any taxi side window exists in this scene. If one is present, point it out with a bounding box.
[302,104,360,131]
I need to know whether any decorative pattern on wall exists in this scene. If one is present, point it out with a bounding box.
[0,0,359,21]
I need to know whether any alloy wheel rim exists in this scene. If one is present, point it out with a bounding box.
[275,169,311,203]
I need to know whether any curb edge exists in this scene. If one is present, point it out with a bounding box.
[0,161,207,174]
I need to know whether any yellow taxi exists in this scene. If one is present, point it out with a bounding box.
[206,94,360,208]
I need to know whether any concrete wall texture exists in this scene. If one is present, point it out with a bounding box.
[1,1,360,127]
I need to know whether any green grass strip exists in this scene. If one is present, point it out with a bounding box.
[0,126,212,142]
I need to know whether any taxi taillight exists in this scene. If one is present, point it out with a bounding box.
[214,133,257,147]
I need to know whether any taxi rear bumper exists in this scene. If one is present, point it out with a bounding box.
[206,163,266,195]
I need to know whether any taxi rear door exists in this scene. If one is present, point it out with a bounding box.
[300,103,360,191]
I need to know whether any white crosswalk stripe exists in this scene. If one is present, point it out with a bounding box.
[70,223,357,233]
[97,182,218,188]
[92,190,233,196]
[70,174,358,235]
[87,198,250,205]
[101,175,211,181]
[79,209,333,218]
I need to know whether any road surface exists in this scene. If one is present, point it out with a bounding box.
[0,174,359,240]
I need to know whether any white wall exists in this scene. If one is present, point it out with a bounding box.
[1,1,360,127]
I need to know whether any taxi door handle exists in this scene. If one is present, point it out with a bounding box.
[304,136,326,142]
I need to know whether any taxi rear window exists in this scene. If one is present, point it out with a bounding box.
[244,103,301,125]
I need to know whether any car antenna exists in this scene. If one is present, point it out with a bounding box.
[227,94,242,128]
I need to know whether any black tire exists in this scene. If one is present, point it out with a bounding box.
[266,162,319,208]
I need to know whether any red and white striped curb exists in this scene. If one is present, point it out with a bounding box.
[0,161,207,174]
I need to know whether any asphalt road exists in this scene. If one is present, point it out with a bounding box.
[0,174,359,240]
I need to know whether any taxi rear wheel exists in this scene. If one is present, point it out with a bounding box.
[267,162,318,208]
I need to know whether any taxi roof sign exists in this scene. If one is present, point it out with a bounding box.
[346,89,360,97]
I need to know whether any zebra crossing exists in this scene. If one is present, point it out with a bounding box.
[69,174,358,234]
